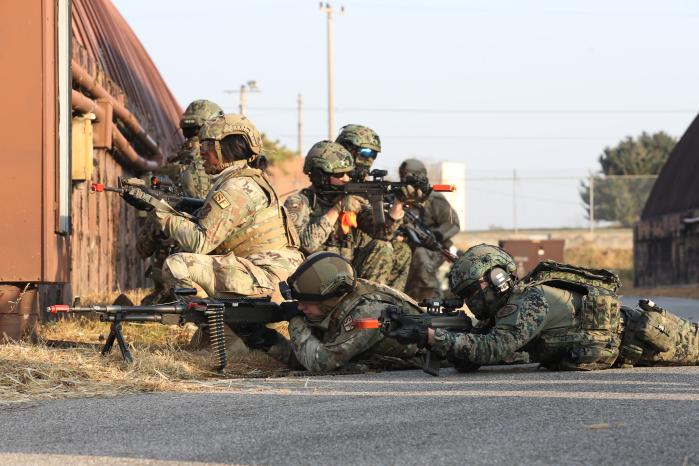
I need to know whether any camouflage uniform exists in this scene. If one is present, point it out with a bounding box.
[138,100,222,304]
[405,191,460,301]
[285,140,409,290]
[154,115,304,299]
[429,245,699,370]
[286,279,424,371]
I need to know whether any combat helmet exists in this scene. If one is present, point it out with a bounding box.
[303,141,354,175]
[399,158,428,179]
[448,244,517,320]
[286,252,356,302]
[336,124,381,152]
[448,244,517,298]
[199,114,264,167]
[180,100,224,130]
[303,140,354,189]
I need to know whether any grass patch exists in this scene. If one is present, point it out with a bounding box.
[0,311,288,405]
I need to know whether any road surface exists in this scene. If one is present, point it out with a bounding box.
[1,297,697,465]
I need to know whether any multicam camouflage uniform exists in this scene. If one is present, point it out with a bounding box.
[404,191,460,301]
[138,100,223,304]
[430,245,699,370]
[154,115,304,299]
[285,141,409,290]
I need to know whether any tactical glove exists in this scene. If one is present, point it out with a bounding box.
[385,308,429,349]
[122,187,154,211]
[335,194,364,213]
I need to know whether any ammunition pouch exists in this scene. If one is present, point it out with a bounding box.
[617,301,684,367]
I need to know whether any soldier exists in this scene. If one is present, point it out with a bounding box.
[399,158,460,301]
[284,141,410,290]
[388,244,699,371]
[135,114,304,300]
[271,252,425,371]
[335,124,382,182]
[137,100,224,304]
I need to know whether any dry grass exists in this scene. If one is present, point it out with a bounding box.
[0,313,288,405]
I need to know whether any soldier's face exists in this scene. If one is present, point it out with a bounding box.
[298,301,325,321]
[329,172,351,186]
[201,142,221,173]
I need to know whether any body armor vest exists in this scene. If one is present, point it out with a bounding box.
[211,167,299,257]
[519,261,623,370]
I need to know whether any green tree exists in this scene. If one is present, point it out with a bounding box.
[262,134,298,165]
[580,131,676,227]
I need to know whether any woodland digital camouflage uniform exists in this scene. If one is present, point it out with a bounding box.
[404,191,460,301]
[280,279,425,371]
[432,258,699,370]
[154,159,303,299]
[285,189,411,290]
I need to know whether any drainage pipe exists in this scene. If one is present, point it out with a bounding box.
[71,60,163,167]
[71,89,160,171]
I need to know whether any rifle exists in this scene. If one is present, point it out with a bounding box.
[354,297,476,376]
[320,169,456,230]
[47,288,298,372]
[91,176,205,214]
[398,209,458,263]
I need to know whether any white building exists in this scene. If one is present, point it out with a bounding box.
[427,161,466,231]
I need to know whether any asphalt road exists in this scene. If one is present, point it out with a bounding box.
[1,364,698,466]
[622,295,699,320]
[2,296,697,466]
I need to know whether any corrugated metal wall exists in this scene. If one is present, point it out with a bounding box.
[70,0,183,296]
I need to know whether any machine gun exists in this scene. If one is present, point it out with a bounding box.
[354,297,480,376]
[47,288,298,372]
[397,209,458,263]
[320,169,456,230]
[91,176,205,214]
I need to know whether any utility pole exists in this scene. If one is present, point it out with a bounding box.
[224,80,259,116]
[297,93,304,155]
[589,174,595,234]
[513,169,518,234]
[320,3,344,139]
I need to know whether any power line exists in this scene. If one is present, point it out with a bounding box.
[224,105,697,115]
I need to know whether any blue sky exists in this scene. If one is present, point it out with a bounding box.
[114,0,699,230]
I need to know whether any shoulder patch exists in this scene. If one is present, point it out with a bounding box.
[212,191,231,209]
[343,314,355,332]
[496,304,518,319]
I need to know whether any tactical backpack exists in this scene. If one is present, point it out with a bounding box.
[521,260,623,370]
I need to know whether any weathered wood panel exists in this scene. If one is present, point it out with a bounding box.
[70,148,147,297]
[634,209,699,287]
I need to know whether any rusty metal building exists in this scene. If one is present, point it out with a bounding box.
[634,113,699,287]
[0,0,183,326]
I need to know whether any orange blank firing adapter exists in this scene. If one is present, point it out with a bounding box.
[354,318,381,329]
[432,184,456,192]
[91,182,105,192]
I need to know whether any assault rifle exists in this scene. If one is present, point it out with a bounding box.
[398,209,458,263]
[91,176,205,214]
[321,169,456,230]
[355,297,478,376]
[47,288,298,372]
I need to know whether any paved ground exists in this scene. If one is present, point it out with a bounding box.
[1,296,697,465]
[622,295,699,320]
[0,364,698,465]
